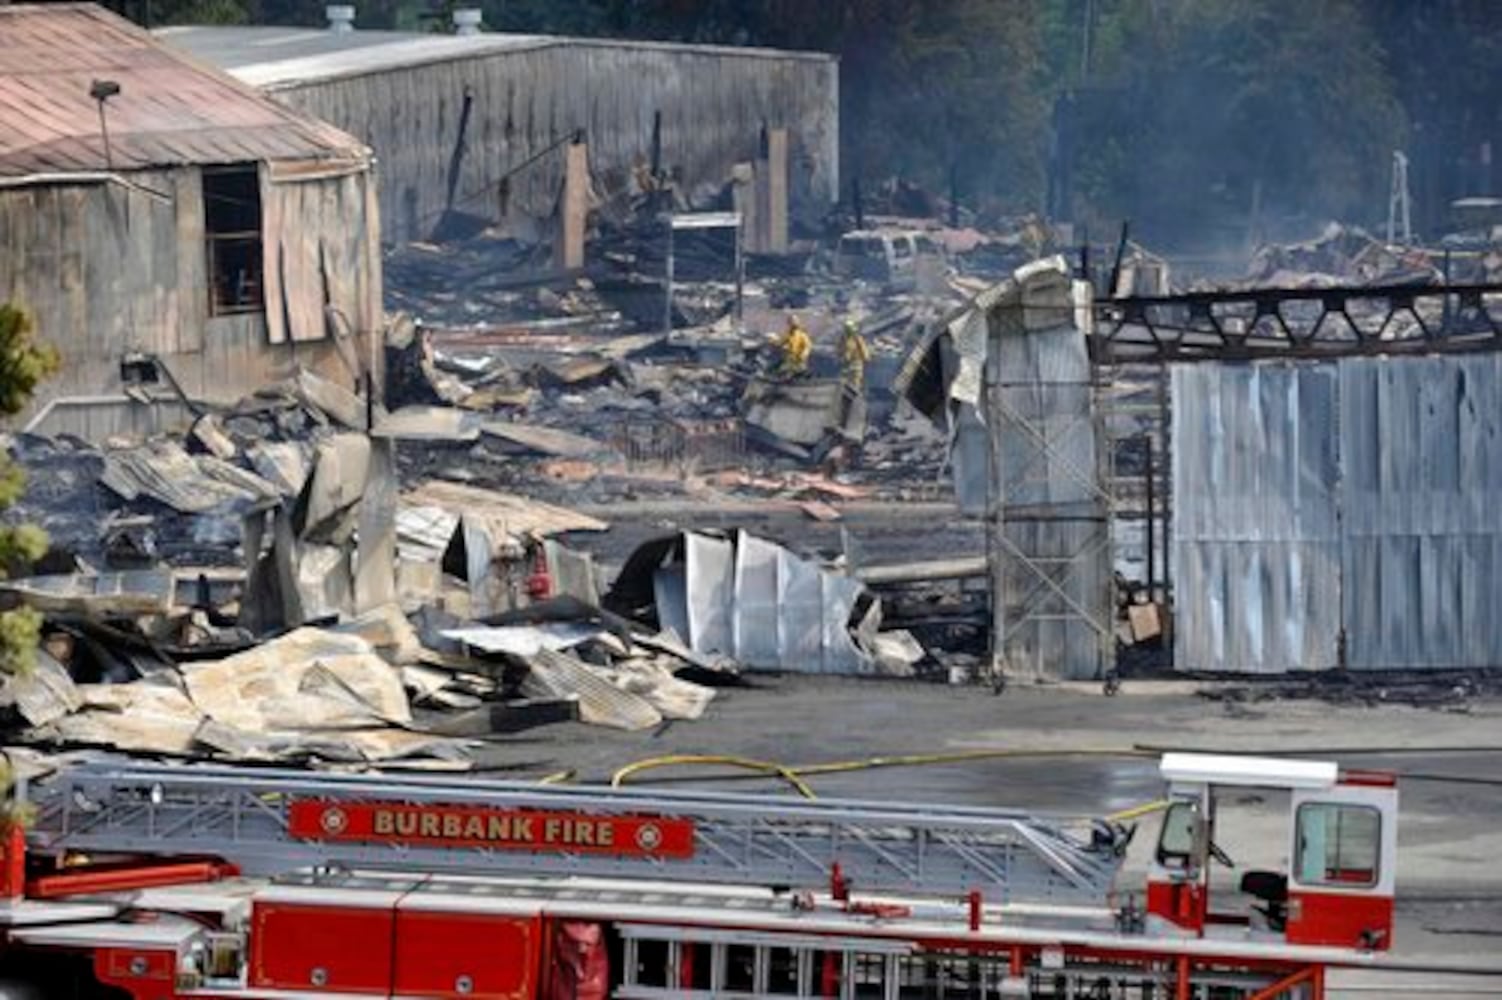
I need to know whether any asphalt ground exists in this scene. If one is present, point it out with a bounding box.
[470,675,1502,997]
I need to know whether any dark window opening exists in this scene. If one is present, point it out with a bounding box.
[767,946,799,994]
[724,943,756,992]
[204,165,263,316]
[633,938,669,989]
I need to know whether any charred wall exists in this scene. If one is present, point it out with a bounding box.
[265,39,839,246]
[0,165,380,438]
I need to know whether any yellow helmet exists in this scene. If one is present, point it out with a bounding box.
[844,318,859,333]
[787,314,800,328]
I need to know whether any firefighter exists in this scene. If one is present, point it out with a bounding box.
[840,318,870,391]
[777,314,812,377]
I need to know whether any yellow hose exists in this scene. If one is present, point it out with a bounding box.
[609,748,1159,813]
[610,754,819,799]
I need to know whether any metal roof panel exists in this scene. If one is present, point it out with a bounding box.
[0,3,369,176]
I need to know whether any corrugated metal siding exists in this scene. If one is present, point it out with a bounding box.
[1172,364,1342,673]
[1340,355,1502,670]
[0,5,367,176]
[990,267,1109,681]
[268,42,838,244]
[1173,355,1502,673]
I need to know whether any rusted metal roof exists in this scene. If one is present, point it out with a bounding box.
[0,3,369,177]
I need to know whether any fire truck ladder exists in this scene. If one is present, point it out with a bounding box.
[24,760,1126,906]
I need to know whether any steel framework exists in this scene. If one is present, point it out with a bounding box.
[1090,282,1502,365]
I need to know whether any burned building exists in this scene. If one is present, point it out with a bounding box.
[0,3,383,438]
[161,15,839,247]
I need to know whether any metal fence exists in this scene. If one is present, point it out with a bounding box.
[612,415,744,474]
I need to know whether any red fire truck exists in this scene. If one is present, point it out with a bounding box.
[0,752,1398,999]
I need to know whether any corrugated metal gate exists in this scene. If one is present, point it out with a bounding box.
[1173,355,1502,673]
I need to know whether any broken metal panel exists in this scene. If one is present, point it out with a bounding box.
[2,652,82,727]
[949,404,990,514]
[612,531,876,674]
[544,539,599,607]
[404,480,608,542]
[819,572,869,674]
[898,259,1109,680]
[443,622,605,657]
[353,436,397,615]
[522,647,662,731]
[652,564,690,642]
[101,442,276,514]
[296,433,371,541]
[741,377,854,448]
[777,546,826,671]
[295,543,353,621]
[683,533,734,656]
[732,532,782,667]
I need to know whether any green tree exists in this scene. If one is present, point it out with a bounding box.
[1067,0,1405,244]
[0,304,58,678]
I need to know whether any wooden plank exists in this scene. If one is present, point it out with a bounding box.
[558,141,588,270]
[259,163,288,345]
[174,169,206,355]
[57,187,87,359]
[766,127,789,254]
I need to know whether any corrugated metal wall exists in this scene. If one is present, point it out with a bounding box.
[1173,355,1502,673]
[1340,355,1502,669]
[1172,364,1342,673]
[271,41,838,245]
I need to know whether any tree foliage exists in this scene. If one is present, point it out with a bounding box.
[108,0,1502,243]
[0,304,57,678]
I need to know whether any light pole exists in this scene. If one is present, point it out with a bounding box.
[89,79,120,170]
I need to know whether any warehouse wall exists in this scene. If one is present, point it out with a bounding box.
[269,39,839,245]
[1172,355,1502,673]
[0,165,378,438]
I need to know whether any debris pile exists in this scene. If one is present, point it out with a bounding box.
[1,373,925,767]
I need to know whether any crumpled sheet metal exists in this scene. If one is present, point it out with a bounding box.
[404,480,607,543]
[100,442,278,514]
[442,622,606,657]
[181,627,412,732]
[33,628,464,764]
[650,531,874,674]
[521,647,662,731]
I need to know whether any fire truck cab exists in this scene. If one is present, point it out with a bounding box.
[1146,753,1398,952]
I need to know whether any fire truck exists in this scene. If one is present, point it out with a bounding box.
[0,752,1398,999]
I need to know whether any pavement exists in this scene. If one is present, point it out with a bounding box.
[474,674,1502,996]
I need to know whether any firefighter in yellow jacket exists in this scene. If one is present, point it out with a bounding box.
[840,318,870,391]
[778,314,812,377]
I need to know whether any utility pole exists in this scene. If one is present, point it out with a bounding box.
[1079,0,1096,84]
[1387,150,1412,246]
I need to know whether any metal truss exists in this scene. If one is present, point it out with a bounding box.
[26,760,1124,906]
[1092,282,1502,364]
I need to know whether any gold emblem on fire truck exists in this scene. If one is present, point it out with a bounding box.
[320,806,349,835]
[635,823,663,850]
